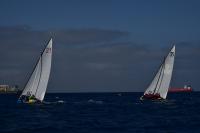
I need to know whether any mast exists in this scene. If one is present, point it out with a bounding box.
[34,38,51,97]
[35,38,52,101]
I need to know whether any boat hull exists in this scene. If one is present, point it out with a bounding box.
[17,99,42,104]
[168,88,192,93]
[140,94,164,100]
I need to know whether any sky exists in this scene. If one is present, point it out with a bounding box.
[0,0,200,92]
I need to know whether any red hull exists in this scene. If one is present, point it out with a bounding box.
[168,88,192,93]
[141,93,163,100]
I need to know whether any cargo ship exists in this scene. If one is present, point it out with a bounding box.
[169,85,192,93]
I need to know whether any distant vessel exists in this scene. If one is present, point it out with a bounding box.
[169,85,193,93]
[140,45,175,100]
[18,38,52,104]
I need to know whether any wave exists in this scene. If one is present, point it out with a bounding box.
[87,99,103,104]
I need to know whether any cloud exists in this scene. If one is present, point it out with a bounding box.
[0,25,129,46]
[51,28,130,45]
[0,25,200,92]
[50,43,169,92]
[0,25,132,91]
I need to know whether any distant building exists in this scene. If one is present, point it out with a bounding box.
[0,85,19,93]
[0,85,8,92]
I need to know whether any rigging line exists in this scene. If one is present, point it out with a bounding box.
[145,56,165,94]
[20,56,41,96]
[153,58,165,94]
[156,58,166,94]
[153,64,163,94]
[35,55,42,97]
[28,62,39,95]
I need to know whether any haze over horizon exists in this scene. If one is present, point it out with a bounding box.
[0,0,200,92]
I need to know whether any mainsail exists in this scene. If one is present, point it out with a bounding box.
[144,45,175,99]
[20,38,52,101]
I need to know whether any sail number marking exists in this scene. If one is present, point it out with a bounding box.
[170,52,175,57]
[46,48,52,53]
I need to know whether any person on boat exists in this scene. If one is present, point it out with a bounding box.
[18,94,41,103]
[27,95,41,103]
[18,95,28,103]
[29,95,36,100]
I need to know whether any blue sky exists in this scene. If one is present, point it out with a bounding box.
[0,0,199,92]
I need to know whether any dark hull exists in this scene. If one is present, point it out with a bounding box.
[140,94,164,100]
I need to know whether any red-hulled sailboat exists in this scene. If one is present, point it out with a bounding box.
[140,45,175,100]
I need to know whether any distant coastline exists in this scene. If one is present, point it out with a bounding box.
[0,85,19,93]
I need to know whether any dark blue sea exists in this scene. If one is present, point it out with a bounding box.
[0,92,199,133]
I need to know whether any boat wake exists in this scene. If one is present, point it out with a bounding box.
[42,100,65,105]
[87,99,103,104]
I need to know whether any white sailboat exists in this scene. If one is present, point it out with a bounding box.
[18,38,52,103]
[140,45,175,100]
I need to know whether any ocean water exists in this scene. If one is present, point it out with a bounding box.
[0,92,199,133]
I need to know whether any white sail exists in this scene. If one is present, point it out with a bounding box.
[20,38,52,101]
[21,58,42,96]
[144,45,175,99]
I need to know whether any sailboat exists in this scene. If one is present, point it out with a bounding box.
[17,38,53,104]
[140,45,175,100]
